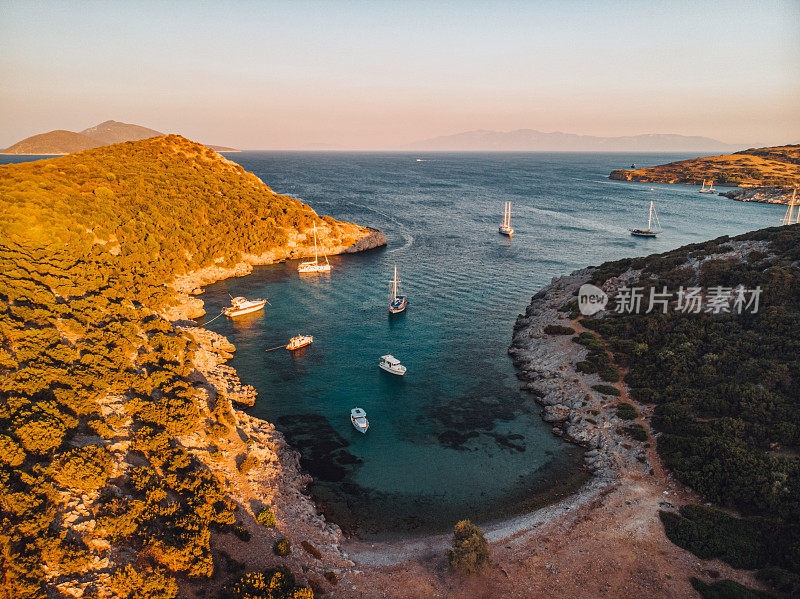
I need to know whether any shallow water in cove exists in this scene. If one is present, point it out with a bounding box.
[7,150,775,537]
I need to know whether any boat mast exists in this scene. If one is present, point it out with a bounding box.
[783,188,798,226]
[392,265,398,301]
[648,200,653,231]
[313,223,319,263]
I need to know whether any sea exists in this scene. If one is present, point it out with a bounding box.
[2,151,783,537]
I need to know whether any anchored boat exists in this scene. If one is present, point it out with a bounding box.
[298,222,331,273]
[351,408,369,434]
[699,179,716,194]
[379,354,406,375]
[286,334,313,351]
[499,201,514,237]
[388,265,407,314]
[630,199,662,238]
[224,296,268,317]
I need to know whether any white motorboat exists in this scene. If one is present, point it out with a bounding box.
[286,334,313,351]
[379,354,407,375]
[499,201,514,237]
[298,222,331,273]
[351,408,369,433]
[224,296,268,317]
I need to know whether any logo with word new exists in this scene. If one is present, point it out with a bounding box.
[578,284,608,316]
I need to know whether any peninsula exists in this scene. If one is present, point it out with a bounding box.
[1,119,239,155]
[610,144,800,204]
[0,136,383,598]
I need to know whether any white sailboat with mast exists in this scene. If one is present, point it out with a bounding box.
[298,222,331,273]
[388,265,407,313]
[499,201,514,237]
[630,199,662,238]
[699,179,716,194]
[781,188,799,226]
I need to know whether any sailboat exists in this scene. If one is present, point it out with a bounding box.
[298,222,331,273]
[630,200,662,237]
[781,188,799,226]
[699,179,716,194]
[388,265,407,314]
[499,201,514,237]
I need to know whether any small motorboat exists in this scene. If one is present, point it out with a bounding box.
[351,408,369,434]
[286,334,313,351]
[379,354,407,375]
[224,296,268,317]
[499,201,514,237]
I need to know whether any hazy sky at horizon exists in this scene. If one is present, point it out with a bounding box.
[1,0,799,149]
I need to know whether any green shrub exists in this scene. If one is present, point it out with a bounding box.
[221,568,312,599]
[256,507,276,527]
[237,454,259,475]
[273,538,291,556]
[448,519,490,575]
[544,324,574,335]
[53,445,114,491]
[576,361,597,374]
[622,424,648,442]
[616,403,638,420]
[591,384,621,396]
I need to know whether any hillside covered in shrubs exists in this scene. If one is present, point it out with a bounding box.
[610,144,800,189]
[0,136,376,597]
[580,224,800,594]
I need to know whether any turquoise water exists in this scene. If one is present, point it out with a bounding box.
[3,152,781,535]
[193,152,783,536]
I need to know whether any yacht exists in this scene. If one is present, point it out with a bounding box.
[298,222,331,273]
[388,265,407,314]
[224,296,268,317]
[379,354,407,375]
[630,199,662,238]
[286,334,313,351]
[699,179,716,194]
[499,201,514,237]
[350,408,369,433]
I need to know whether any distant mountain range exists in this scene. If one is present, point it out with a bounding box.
[407,129,742,152]
[1,120,238,154]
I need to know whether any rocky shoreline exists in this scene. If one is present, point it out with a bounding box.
[164,225,386,320]
[720,185,797,204]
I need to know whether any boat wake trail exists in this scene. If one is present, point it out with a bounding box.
[346,201,415,253]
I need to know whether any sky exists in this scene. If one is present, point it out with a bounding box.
[1,0,799,149]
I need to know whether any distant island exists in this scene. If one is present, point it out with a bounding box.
[609,144,800,204]
[407,129,741,152]
[1,119,240,154]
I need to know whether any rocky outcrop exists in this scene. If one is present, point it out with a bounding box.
[609,144,800,194]
[721,186,798,204]
[168,224,386,304]
[508,267,650,481]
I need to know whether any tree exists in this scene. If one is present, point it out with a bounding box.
[448,520,490,575]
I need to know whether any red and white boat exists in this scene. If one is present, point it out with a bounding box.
[224,296,268,318]
[286,334,313,351]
